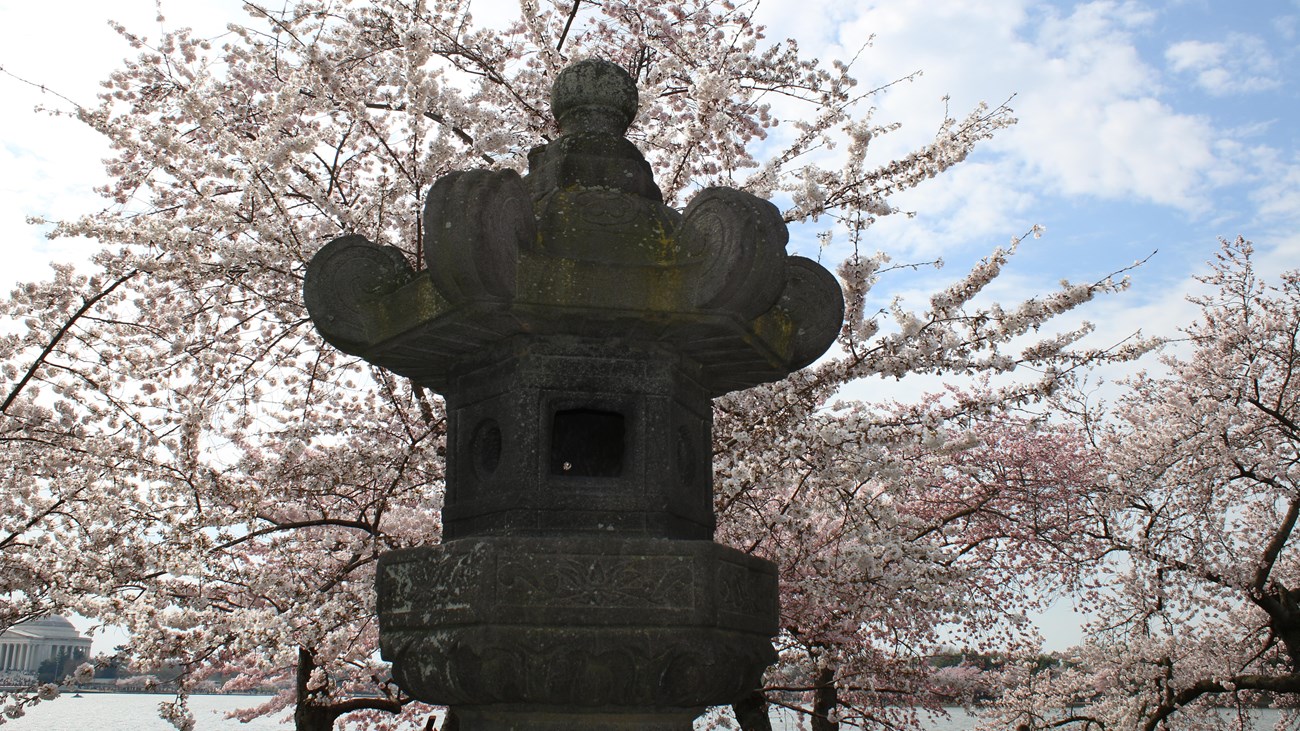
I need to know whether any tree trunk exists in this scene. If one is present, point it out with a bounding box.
[292,647,405,729]
[441,709,461,731]
[810,666,839,731]
[295,701,335,731]
[1264,584,1300,667]
[295,647,335,731]
[733,690,773,731]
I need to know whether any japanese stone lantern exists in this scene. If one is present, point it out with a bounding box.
[303,59,843,731]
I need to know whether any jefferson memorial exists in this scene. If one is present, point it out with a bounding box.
[0,616,92,674]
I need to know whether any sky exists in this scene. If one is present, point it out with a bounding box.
[0,0,1297,654]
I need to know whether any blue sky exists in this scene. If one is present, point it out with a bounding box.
[1,0,1297,652]
[800,2,1296,322]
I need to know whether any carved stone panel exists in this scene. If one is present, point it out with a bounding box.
[384,626,774,710]
[378,536,777,631]
[496,553,695,611]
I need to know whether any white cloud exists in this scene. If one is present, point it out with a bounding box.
[1001,3,1226,210]
[1273,14,1298,42]
[1165,33,1281,95]
[754,0,1296,396]
[861,161,1039,261]
[1019,95,1216,208]
[1252,159,1300,227]
[1166,39,1224,72]
[0,82,116,288]
[765,0,1229,241]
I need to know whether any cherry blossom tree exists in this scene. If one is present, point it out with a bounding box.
[2,1,1143,729]
[714,394,1104,731]
[987,237,1300,731]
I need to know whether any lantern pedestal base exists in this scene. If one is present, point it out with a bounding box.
[455,709,697,731]
[378,537,778,719]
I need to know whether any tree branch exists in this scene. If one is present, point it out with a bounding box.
[1141,673,1300,731]
[327,695,404,716]
[213,517,378,551]
[556,0,582,53]
[2,270,139,415]
[1251,490,1300,593]
[361,101,494,164]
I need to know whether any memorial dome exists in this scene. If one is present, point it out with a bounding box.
[18,616,81,638]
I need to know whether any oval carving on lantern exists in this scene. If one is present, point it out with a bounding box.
[423,168,533,303]
[678,187,788,320]
[303,234,415,353]
[776,255,846,369]
[471,419,503,478]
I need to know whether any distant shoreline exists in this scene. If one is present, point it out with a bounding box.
[0,686,278,696]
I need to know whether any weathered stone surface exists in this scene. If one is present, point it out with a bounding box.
[378,536,778,709]
[385,626,773,707]
[303,58,844,731]
[379,536,778,630]
[679,187,790,319]
[302,234,415,353]
[303,60,843,396]
[454,710,699,731]
[527,132,664,201]
[441,339,714,540]
[423,168,534,303]
[778,255,848,369]
[550,58,640,136]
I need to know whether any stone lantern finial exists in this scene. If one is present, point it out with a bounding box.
[550,58,640,136]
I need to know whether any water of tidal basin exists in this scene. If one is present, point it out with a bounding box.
[0,695,1288,730]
